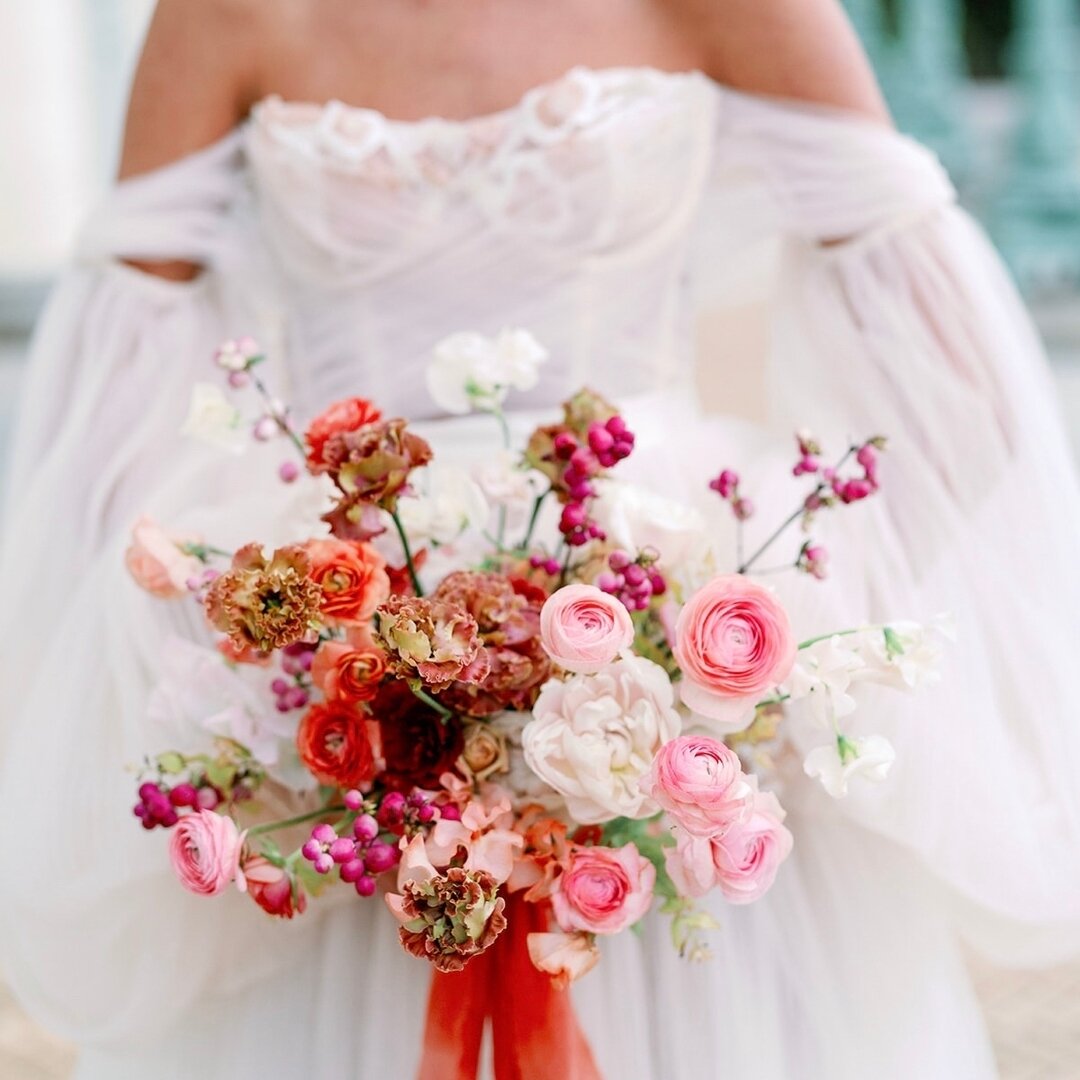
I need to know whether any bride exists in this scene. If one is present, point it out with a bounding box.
[3,1,1079,1077]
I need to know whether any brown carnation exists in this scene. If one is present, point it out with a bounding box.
[375,594,487,689]
[204,543,321,653]
[322,418,433,513]
[398,867,507,972]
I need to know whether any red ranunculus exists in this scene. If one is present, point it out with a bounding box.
[305,397,383,473]
[296,701,380,788]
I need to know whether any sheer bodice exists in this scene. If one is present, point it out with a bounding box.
[2,65,1079,1080]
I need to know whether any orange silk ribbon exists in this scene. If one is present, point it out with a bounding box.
[418,894,603,1080]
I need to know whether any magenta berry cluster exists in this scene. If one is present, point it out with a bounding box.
[795,434,883,508]
[708,469,754,521]
[376,789,439,838]
[272,642,316,712]
[596,549,666,612]
[529,554,562,576]
[798,542,829,580]
[133,779,221,831]
[301,810,400,898]
[185,566,221,595]
[553,416,635,547]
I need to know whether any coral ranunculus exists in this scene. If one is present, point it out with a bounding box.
[304,538,390,625]
[673,575,796,733]
[168,810,246,897]
[311,641,387,704]
[242,855,306,918]
[296,701,380,788]
[305,397,383,473]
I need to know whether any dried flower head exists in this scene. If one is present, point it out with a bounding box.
[204,543,321,652]
[375,594,486,688]
[397,867,507,972]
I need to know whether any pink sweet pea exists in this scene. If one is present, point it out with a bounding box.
[552,842,655,934]
[540,583,635,674]
[640,734,754,837]
[125,516,203,599]
[665,790,793,904]
[242,855,306,918]
[424,794,524,885]
[673,576,796,732]
[168,810,246,897]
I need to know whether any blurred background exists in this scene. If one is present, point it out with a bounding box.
[1,1,1079,1076]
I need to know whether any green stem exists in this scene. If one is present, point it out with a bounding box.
[797,627,861,651]
[520,489,549,550]
[558,542,573,587]
[251,371,308,460]
[248,805,346,837]
[390,509,424,596]
[409,682,454,722]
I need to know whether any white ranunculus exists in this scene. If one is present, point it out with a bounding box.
[784,635,866,728]
[803,734,896,798]
[853,616,954,692]
[426,328,548,414]
[396,464,490,545]
[522,655,682,823]
[181,383,245,452]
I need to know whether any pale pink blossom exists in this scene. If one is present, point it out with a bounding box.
[125,517,203,599]
[674,576,796,733]
[168,810,246,897]
[640,734,755,837]
[551,842,655,935]
[527,931,600,989]
[540,583,635,674]
[424,793,524,885]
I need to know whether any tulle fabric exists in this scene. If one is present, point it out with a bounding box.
[1,68,1077,1079]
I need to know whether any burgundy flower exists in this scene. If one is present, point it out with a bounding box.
[373,681,465,791]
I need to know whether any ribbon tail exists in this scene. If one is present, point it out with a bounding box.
[490,894,603,1080]
[418,960,489,1080]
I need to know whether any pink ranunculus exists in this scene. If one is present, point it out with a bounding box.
[125,516,203,599]
[640,734,755,837]
[540,583,635,674]
[673,575,796,732]
[552,842,655,935]
[664,790,793,904]
[527,931,600,990]
[168,810,246,897]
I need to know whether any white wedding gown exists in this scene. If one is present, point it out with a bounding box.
[2,66,1080,1079]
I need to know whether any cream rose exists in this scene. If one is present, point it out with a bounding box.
[522,655,681,822]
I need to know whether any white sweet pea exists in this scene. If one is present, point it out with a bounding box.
[146,638,300,773]
[785,635,866,728]
[522,655,682,823]
[427,328,548,414]
[396,464,489,545]
[181,383,245,452]
[853,615,954,692]
[803,734,896,798]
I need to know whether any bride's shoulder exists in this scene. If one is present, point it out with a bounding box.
[671,0,890,123]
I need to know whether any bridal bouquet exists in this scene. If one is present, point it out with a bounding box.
[128,330,948,986]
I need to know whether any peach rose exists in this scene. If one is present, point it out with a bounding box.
[527,931,600,989]
[296,701,380,788]
[640,734,755,837]
[551,842,655,935]
[304,538,390,625]
[665,790,793,904]
[311,640,387,704]
[125,516,202,599]
[673,576,796,732]
[168,810,246,897]
[540,584,635,674]
[305,396,383,473]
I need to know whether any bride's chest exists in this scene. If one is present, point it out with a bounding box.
[243,67,719,275]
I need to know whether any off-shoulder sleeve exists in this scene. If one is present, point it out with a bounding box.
[700,89,1080,964]
[0,131,313,1046]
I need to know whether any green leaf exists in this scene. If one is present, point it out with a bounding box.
[157,752,186,775]
[882,626,905,660]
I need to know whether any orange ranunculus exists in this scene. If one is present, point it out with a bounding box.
[305,397,383,473]
[304,538,390,625]
[311,640,387,704]
[296,701,380,788]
